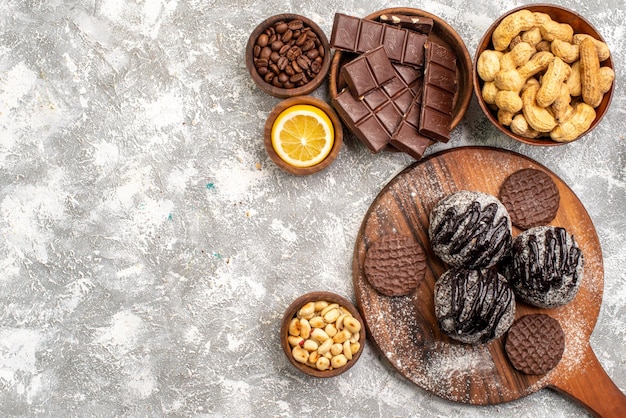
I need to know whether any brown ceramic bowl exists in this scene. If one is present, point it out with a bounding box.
[264,96,343,175]
[329,8,473,135]
[280,291,366,377]
[246,14,331,98]
[473,4,614,146]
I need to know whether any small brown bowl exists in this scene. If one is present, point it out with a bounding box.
[280,291,366,378]
[246,14,331,98]
[473,4,614,146]
[264,96,343,175]
[329,8,473,133]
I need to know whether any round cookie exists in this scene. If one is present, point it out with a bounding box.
[364,234,427,296]
[499,168,560,230]
[505,314,565,375]
[429,190,512,268]
[434,267,516,344]
[503,225,584,308]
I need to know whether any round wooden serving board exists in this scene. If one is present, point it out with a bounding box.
[353,147,626,416]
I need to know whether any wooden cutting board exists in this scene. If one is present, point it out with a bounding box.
[353,146,626,416]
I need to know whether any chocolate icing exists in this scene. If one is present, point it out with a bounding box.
[435,268,515,344]
[430,191,512,268]
[505,226,583,308]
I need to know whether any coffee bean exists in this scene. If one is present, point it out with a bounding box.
[272,77,283,87]
[302,39,315,52]
[278,73,289,83]
[277,56,289,70]
[255,58,269,68]
[282,29,293,43]
[257,66,269,76]
[289,73,303,83]
[306,48,319,60]
[318,45,325,58]
[295,33,307,46]
[270,63,280,75]
[275,22,288,34]
[257,33,269,47]
[310,60,322,74]
[264,71,274,83]
[288,20,303,30]
[285,66,295,76]
[259,46,272,60]
[297,55,310,71]
[271,40,283,51]
[292,60,302,73]
[286,46,301,61]
[279,44,290,55]
[283,81,295,89]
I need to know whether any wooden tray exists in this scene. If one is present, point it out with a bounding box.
[353,147,626,416]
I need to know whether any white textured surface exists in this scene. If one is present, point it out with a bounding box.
[0,0,624,416]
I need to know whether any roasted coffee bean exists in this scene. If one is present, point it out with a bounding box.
[288,19,303,30]
[302,39,315,52]
[277,56,289,70]
[318,45,325,57]
[259,46,272,60]
[295,33,307,46]
[282,29,293,43]
[257,33,269,47]
[283,81,295,89]
[257,66,269,76]
[254,45,261,57]
[255,58,269,68]
[264,71,274,83]
[292,60,302,73]
[278,72,289,83]
[310,60,322,74]
[289,73,303,83]
[272,77,283,87]
[306,48,319,60]
[269,63,280,74]
[275,22,288,34]
[271,40,283,51]
[285,65,295,76]
[286,46,301,61]
[297,55,310,71]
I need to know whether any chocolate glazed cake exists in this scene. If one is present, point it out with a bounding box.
[434,267,516,344]
[503,225,584,308]
[429,190,512,268]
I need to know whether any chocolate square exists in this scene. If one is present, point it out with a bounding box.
[341,46,395,98]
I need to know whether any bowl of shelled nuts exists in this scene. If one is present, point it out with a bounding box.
[473,4,615,145]
[246,14,331,98]
[280,291,366,377]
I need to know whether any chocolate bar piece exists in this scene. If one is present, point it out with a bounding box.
[332,63,423,153]
[340,45,396,98]
[419,41,457,143]
[330,13,428,68]
[389,87,433,160]
[379,13,434,35]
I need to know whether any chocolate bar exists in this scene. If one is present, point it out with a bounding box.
[332,63,424,154]
[330,13,428,68]
[379,13,434,35]
[340,45,396,98]
[419,41,457,143]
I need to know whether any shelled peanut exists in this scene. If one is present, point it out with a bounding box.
[287,300,362,371]
[477,10,614,142]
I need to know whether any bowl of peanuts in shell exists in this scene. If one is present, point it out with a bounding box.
[281,291,366,377]
[473,4,615,145]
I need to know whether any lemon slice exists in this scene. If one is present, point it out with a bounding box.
[271,104,335,168]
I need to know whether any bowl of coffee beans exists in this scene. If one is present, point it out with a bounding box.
[246,14,331,98]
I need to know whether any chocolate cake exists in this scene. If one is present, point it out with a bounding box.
[503,225,584,308]
[499,168,560,230]
[505,314,565,375]
[429,190,512,268]
[364,234,427,296]
[434,267,516,344]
